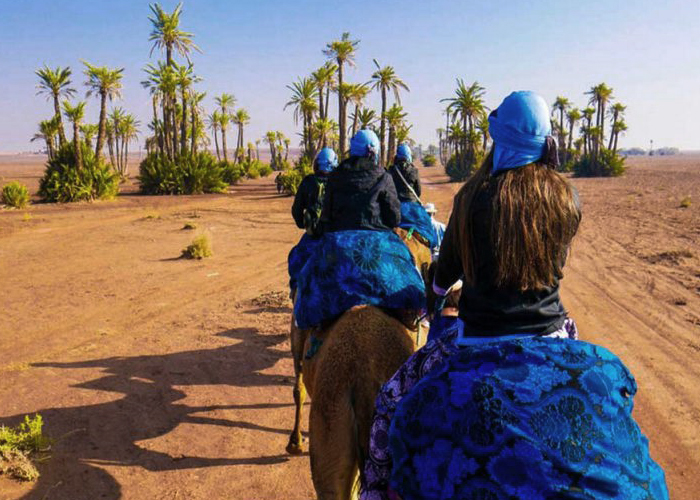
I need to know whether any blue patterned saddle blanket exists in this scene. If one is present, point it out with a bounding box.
[294,229,426,329]
[399,201,439,249]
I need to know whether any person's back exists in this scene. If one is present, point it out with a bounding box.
[291,173,327,236]
[388,143,421,203]
[322,131,401,232]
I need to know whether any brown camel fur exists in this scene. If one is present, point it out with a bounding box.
[304,306,416,500]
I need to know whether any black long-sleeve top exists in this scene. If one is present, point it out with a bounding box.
[291,173,327,229]
[321,156,401,232]
[388,159,422,203]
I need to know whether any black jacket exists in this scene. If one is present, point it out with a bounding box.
[389,159,421,203]
[435,178,581,337]
[322,156,401,232]
[291,173,327,229]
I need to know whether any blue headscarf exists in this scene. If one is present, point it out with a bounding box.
[488,91,554,175]
[314,147,338,173]
[396,143,412,163]
[350,129,380,160]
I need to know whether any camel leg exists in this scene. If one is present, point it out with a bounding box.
[309,391,359,500]
[287,294,308,455]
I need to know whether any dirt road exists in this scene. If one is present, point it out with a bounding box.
[1,155,698,498]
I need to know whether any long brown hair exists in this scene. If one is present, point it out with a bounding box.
[454,152,581,291]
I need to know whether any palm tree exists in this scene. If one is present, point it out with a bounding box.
[586,83,613,150]
[311,62,337,121]
[107,108,125,168]
[581,107,596,155]
[566,108,582,162]
[264,131,278,169]
[232,108,250,162]
[323,32,360,158]
[83,62,124,161]
[31,117,60,159]
[62,100,87,170]
[118,114,140,176]
[370,60,410,166]
[80,124,99,150]
[552,96,571,151]
[384,104,407,163]
[611,120,627,154]
[207,111,221,160]
[607,103,626,150]
[36,66,75,147]
[148,2,201,66]
[345,83,370,138]
[255,139,261,161]
[190,91,206,153]
[356,108,377,131]
[476,115,490,152]
[311,118,337,153]
[441,80,486,158]
[174,63,200,154]
[215,93,235,162]
[284,77,318,157]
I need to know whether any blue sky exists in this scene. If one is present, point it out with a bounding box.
[1,0,698,152]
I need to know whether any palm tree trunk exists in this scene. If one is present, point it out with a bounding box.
[180,89,188,155]
[172,96,179,157]
[318,88,325,121]
[607,119,616,151]
[124,141,129,177]
[95,90,108,161]
[214,127,220,161]
[221,126,228,162]
[191,109,197,154]
[45,137,54,159]
[380,87,387,166]
[73,122,82,171]
[352,104,359,138]
[338,60,346,158]
[53,93,67,147]
[325,86,330,121]
[567,120,575,164]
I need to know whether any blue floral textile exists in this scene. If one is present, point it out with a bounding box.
[294,230,426,329]
[398,202,439,249]
[385,337,669,500]
[288,233,321,291]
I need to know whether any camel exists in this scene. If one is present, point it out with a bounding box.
[286,228,433,500]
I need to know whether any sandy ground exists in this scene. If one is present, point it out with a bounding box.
[0,155,698,499]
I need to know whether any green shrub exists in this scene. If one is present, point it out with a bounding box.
[38,144,119,202]
[1,182,30,209]
[246,161,260,179]
[0,414,51,481]
[181,234,212,259]
[221,161,244,185]
[138,151,227,195]
[258,163,273,177]
[278,156,313,195]
[422,154,437,167]
[573,150,626,177]
[445,151,483,182]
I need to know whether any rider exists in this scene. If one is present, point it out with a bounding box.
[321,130,400,232]
[287,147,338,296]
[292,147,337,235]
[424,202,445,259]
[361,91,669,500]
[294,130,425,331]
[388,143,421,203]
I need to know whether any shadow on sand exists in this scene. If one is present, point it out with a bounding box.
[0,323,303,499]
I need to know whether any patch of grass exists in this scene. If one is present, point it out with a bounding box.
[680,196,691,208]
[644,250,694,265]
[22,213,33,222]
[0,414,51,481]
[2,181,30,209]
[181,234,212,259]
[182,222,197,230]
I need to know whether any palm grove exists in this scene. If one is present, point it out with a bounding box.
[31,2,271,204]
[277,33,413,194]
[436,80,628,181]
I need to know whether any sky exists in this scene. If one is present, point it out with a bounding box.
[1,0,699,153]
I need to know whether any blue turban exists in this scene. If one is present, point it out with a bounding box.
[396,143,412,163]
[350,129,380,159]
[488,91,552,175]
[315,147,338,173]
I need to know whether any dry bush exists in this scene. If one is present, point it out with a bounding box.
[182,234,212,259]
[680,196,691,208]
